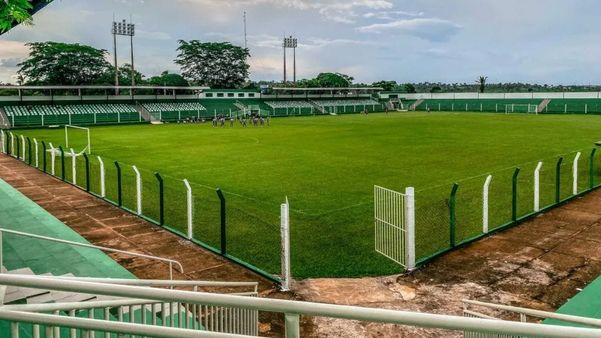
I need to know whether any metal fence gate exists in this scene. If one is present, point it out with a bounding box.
[374,186,415,270]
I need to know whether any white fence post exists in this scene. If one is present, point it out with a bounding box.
[534,162,543,212]
[20,135,25,161]
[132,165,142,215]
[98,156,105,198]
[482,175,492,234]
[33,138,39,168]
[70,148,76,185]
[49,143,56,175]
[280,197,291,291]
[183,179,193,240]
[0,130,4,154]
[404,187,416,270]
[573,152,581,195]
[10,133,15,156]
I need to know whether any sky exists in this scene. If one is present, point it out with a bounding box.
[1,0,601,85]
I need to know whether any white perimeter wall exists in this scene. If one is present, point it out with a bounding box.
[390,92,601,100]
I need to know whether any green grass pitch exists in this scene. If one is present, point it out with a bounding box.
[18,112,601,278]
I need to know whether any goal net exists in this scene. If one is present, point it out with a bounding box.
[504,104,538,114]
[47,125,91,157]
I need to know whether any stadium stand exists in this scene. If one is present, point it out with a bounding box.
[3,104,139,127]
[265,100,315,116]
[198,99,241,117]
[142,101,206,122]
[312,99,383,114]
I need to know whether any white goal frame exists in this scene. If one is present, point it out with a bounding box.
[65,125,91,155]
[504,104,538,115]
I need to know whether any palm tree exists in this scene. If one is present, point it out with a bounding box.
[477,76,488,93]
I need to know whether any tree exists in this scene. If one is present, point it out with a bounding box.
[95,63,145,86]
[148,71,189,87]
[430,86,442,93]
[175,40,250,88]
[477,76,488,93]
[314,72,353,87]
[403,83,416,93]
[0,0,33,33]
[18,42,111,85]
[372,80,397,91]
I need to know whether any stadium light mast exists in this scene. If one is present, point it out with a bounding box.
[111,18,136,94]
[283,36,297,84]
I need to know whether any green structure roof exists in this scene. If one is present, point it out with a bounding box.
[0,178,134,278]
[544,276,601,327]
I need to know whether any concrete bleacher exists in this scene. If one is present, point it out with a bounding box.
[3,104,139,127]
[0,178,134,278]
[313,99,382,114]
[265,100,315,116]
[142,102,207,121]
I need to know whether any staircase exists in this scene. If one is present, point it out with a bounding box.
[134,102,159,124]
[234,101,247,112]
[1,267,117,305]
[409,99,425,111]
[386,100,397,111]
[309,100,329,115]
[537,99,551,113]
[0,107,11,129]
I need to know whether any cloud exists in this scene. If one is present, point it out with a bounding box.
[363,10,424,20]
[136,29,172,41]
[357,18,461,42]
[179,0,392,23]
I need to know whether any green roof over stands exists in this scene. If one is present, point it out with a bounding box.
[544,276,601,328]
[0,178,134,278]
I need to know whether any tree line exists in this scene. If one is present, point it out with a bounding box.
[3,41,601,93]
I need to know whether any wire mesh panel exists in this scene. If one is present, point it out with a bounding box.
[374,185,407,267]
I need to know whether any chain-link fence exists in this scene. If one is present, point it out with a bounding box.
[413,148,601,265]
[4,130,601,279]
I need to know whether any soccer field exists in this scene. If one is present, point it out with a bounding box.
[17,112,601,278]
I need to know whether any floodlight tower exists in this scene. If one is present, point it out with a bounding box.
[111,19,136,93]
[283,36,298,84]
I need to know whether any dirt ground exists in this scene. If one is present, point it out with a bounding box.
[3,153,601,337]
[294,194,601,337]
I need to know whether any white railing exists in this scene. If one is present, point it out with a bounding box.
[0,275,259,337]
[2,275,601,338]
[462,299,601,338]
[0,228,184,279]
[1,276,259,337]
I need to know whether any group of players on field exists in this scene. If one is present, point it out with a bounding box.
[211,113,270,127]
[174,112,270,127]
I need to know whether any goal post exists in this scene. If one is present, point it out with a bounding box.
[504,104,538,115]
[65,125,91,155]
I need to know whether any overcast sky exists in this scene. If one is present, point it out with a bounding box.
[1,0,600,85]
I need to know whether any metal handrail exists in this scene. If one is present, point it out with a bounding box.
[33,276,258,291]
[0,310,253,338]
[2,274,601,338]
[463,299,601,328]
[0,228,184,279]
